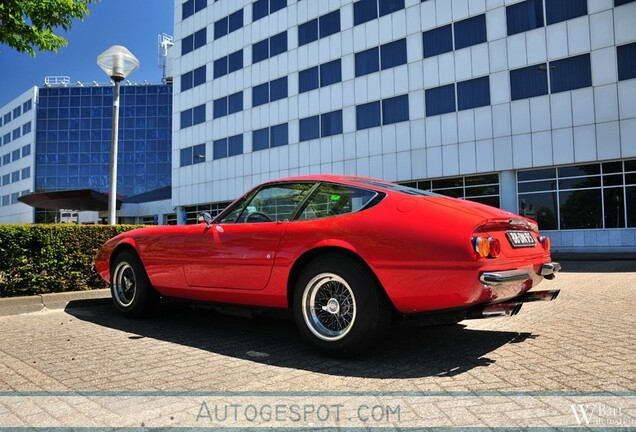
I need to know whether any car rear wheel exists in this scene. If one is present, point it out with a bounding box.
[111,249,158,317]
[293,254,391,356]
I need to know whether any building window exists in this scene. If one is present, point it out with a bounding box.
[506,0,544,36]
[252,77,288,107]
[401,173,500,208]
[299,10,341,46]
[180,143,206,167]
[425,84,455,116]
[12,149,20,162]
[2,154,9,165]
[21,144,31,157]
[213,92,242,118]
[4,113,11,124]
[299,116,320,141]
[457,76,490,111]
[214,49,243,78]
[380,38,407,70]
[545,0,587,25]
[13,106,21,119]
[299,66,319,93]
[21,167,30,180]
[423,24,452,58]
[181,65,206,91]
[298,19,318,46]
[22,121,32,135]
[252,123,288,151]
[354,0,378,25]
[180,104,206,129]
[518,160,636,230]
[11,171,20,183]
[253,0,286,22]
[617,42,636,81]
[253,82,269,107]
[23,99,32,112]
[182,27,206,55]
[355,47,379,77]
[356,95,409,130]
[213,134,243,160]
[214,9,243,40]
[320,110,344,137]
[252,31,287,64]
[356,101,381,130]
[12,128,21,140]
[182,0,206,20]
[299,60,342,93]
[510,63,549,100]
[549,54,591,93]
[615,0,636,5]
[381,95,409,125]
[354,0,404,25]
[355,38,406,77]
[454,14,487,50]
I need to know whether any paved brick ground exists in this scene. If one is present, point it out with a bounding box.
[0,261,634,428]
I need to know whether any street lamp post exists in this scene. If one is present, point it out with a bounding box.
[96,45,139,225]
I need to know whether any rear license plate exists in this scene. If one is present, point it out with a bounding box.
[506,231,536,248]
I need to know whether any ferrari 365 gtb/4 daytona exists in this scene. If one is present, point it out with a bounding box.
[94,175,560,355]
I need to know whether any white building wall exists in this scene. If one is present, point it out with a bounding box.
[0,87,37,224]
[172,0,636,252]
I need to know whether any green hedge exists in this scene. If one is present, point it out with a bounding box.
[0,224,141,298]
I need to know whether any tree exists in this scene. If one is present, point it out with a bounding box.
[0,0,98,56]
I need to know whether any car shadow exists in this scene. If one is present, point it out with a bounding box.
[65,299,530,379]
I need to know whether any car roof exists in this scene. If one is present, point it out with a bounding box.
[261,174,395,191]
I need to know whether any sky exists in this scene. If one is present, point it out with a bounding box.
[0,0,174,107]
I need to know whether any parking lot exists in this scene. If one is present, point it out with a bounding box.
[0,260,634,428]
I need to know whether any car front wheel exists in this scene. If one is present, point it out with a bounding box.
[110,249,158,317]
[293,254,391,356]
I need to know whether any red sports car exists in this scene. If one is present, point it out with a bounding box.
[94,175,560,355]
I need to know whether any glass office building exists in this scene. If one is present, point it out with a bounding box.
[171,0,636,253]
[0,82,173,223]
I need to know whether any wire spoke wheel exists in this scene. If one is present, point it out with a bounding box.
[302,273,357,341]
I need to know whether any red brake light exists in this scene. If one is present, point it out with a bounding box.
[489,237,501,257]
[539,236,551,252]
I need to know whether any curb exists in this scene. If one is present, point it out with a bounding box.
[0,289,111,317]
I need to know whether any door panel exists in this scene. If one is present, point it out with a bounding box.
[182,222,286,290]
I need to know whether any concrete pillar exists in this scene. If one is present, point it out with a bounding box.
[499,170,518,214]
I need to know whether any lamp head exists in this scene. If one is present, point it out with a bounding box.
[97,45,140,82]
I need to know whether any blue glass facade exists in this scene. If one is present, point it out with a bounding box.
[35,84,172,197]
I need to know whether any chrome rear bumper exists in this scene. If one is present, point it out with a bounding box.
[541,262,561,279]
[480,262,561,286]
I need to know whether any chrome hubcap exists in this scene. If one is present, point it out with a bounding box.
[112,261,136,307]
[302,273,356,341]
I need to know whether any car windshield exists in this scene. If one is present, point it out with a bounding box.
[217,183,316,223]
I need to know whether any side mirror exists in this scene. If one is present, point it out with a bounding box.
[197,212,213,228]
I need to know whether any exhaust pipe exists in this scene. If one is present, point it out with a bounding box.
[517,289,560,303]
[467,302,523,319]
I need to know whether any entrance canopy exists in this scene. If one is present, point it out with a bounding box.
[18,189,122,211]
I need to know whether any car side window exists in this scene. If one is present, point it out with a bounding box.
[223,183,315,223]
[297,183,378,221]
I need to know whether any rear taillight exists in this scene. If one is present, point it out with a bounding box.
[472,236,500,258]
[539,236,551,252]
